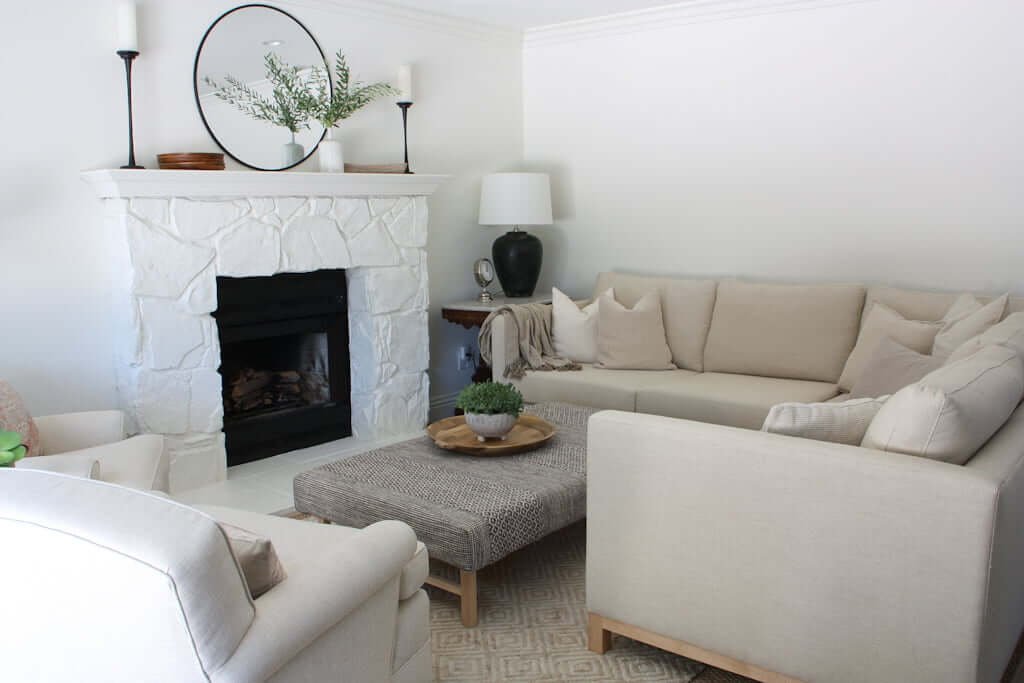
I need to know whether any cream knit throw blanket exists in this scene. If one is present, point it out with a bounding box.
[479,303,582,379]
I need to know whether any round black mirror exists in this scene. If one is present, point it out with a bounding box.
[193,4,328,170]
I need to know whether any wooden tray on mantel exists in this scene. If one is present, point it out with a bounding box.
[427,415,556,456]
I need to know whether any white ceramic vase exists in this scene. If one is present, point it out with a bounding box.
[464,412,518,442]
[281,131,304,167]
[319,127,345,173]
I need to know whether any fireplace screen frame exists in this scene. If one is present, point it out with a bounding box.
[213,269,352,466]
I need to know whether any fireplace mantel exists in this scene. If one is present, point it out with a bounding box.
[82,169,449,199]
[82,167,445,492]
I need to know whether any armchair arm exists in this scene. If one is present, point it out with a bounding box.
[34,434,168,492]
[211,520,418,683]
[16,453,101,480]
[34,410,126,454]
[587,411,997,683]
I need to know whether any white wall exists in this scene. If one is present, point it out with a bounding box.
[1,0,521,416]
[523,0,1024,300]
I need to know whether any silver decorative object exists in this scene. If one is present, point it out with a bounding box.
[473,258,495,303]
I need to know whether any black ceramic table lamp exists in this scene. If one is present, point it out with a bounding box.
[478,173,553,298]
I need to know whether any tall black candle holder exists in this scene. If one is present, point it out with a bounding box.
[117,49,144,169]
[397,101,413,174]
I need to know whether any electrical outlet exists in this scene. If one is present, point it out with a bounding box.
[456,345,473,371]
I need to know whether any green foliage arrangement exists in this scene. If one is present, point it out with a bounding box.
[456,382,525,416]
[204,53,314,134]
[303,50,398,129]
[0,430,26,467]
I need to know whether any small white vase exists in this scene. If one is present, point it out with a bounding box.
[319,127,345,173]
[465,412,518,442]
[282,132,304,167]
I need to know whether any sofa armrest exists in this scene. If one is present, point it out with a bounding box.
[587,411,998,683]
[211,520,418,683]
[16,453,101,480]
[39,434,168,492]
[484,303,554,383]
[34,410,127,454]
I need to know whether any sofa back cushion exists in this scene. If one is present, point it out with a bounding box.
[703,280,865,382]
[866,286,1024,324]
[593,272,716,371]
[862,344,1024,465]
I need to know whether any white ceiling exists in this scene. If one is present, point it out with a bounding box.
[383,0,681,29]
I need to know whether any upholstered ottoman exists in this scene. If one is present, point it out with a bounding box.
[293,402,595,626]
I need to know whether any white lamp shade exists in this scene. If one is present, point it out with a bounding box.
[478,173,553,226]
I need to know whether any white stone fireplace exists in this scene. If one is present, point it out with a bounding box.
[83,170,446,492]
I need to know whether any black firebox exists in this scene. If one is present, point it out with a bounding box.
[213,269,351,466]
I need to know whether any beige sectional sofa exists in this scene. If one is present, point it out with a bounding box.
[489,272,1024,682]
[490,272,1024,428]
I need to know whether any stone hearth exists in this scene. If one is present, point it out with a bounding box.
[83,170,446,492]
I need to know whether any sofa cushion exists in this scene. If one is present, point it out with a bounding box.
[947,312,1024,365]
[636,372,839,430]
[848,337,942,399]
[862,345,1024,465]
[593,272,717,371]
[552,287,611,363]
[762,396,888,446]
[595,290,674,370]
[837,303,941,391]
[932,293,1007,359]
[513,364,698,412]
[864,286,960,325]
[703,280,865,383]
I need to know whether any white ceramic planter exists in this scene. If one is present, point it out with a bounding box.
[319,127,344,172]
[464,412,518,441]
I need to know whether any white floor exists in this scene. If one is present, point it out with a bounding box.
[173,431,420,514]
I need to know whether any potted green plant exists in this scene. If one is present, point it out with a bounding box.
[0,430,26,467]
[204,53,314,166]
[455,382,524,441]
[303,50,397,172]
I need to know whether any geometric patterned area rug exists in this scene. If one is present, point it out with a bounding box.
[426,521,753,683]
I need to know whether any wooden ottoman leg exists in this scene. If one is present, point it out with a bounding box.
[460,570,478,627]
[588,613,612,654]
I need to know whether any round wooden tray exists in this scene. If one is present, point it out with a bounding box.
[427,415,556,456]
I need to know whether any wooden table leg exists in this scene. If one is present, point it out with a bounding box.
[588,612,612,654]
[460,570,478,627]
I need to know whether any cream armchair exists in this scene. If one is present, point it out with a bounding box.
[16,410,168,492]
[0,470,432,683]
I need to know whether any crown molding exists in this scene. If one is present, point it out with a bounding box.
[282,0,522,44]
[524,0,879,47]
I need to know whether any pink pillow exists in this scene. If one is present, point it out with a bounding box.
[0,381,41,456]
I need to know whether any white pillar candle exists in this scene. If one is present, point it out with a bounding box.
[396,64,413,102]
[117,1,139,52]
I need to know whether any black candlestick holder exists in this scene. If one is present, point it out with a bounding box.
[117,49,144,169]
[397,101,413,174]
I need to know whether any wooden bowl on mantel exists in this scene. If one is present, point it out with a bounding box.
[427,414,556,456]
[158,153,225,170]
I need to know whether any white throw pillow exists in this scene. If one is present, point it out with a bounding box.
[762,396,889,446]
[932,293,1007,359]
[596,290,674,370]
[947,312,1024,365]
[551,287,612,363]
[838,303,941,391]
[862,344,1024,465]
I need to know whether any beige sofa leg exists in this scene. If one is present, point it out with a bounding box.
[588,613,612,654]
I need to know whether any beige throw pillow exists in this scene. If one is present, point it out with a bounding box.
[0,380,41,457]
[848,337,942,399]
[838,303,941,391]
[596,290,674,370]
[220,522,287,599]
[947,312,1024,365]
[552,287,612,363]
[861,344,1024,465]
[932,293,1007,359]
[762,396,889,446]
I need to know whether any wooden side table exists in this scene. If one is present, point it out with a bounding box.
[441,294,552,383]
